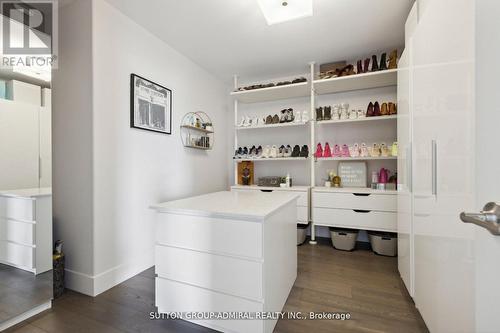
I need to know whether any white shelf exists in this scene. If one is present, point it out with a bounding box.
[316,156,397,161]
[236,121,309,130]
[231,185,311,192]
[316,115,397,125]
[180,125,214,134]
[313,186,397,195]
[234,157,309,162]
[231,82,310,104]
[313,69,397,95]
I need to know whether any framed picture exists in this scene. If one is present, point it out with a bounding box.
[130,73,172,135]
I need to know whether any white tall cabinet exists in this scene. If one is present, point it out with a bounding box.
[397,0,475,331]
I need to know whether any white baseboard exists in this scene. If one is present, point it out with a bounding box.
[65,259,154,297]
[0,301,51,331]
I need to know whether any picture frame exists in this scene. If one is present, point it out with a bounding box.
[130,73,172,135]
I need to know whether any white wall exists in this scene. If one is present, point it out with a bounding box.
[90,0,228,295]
[52,0,95,292]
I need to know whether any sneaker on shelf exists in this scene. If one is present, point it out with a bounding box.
[262,145,271,158]
[349,110,358,120]
[300,145,309,158]
[360,143,369,157]
[302,111,309,123]
[287,108,295,122]
[242,146,249,158]
[278,145,285,158]
[284,145,292,157]
[370,143,381,157]
[333,144,341,157]
[350,143,360,157]
[291,145,301,157]
[314,143,323,158]
[265,115,273,125]
[279,110,287,123]
[340,108,349,120]
[391,142,398,156]
[270,145,278,158]
[323,106,332,120]
[380,143,390,157]
[237,116,245,127]
[323,142,332,157]
[294,111,302,123]
[234,147,243,159]
[256,145,263,158]
[316,107,324,121]
[357,109,366,118]
[332,105,340,121]
[341,144,351,157]
[249,145,256,157]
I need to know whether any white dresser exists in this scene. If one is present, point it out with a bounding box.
[231,185,310,225]
[0,188,52,274]
[152,191,298,333]
[312,187,397,232]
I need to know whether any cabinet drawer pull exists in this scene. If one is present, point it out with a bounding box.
[353,209,371,213]
[353,193,371,197]
[260,190,273,193]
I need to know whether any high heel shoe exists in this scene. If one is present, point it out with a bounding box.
[314,143,323,158]
[388,49,398,69]
[374,102,381,116]
[323,142,332,157]
[389,102,397,115]
[366,102,374,117]
[371,55,379,71]
[333,144,341,157]
[357,60,363,74]
[323,106,332,120]
[316,107,324,121]
[341,144,351,157]
[363,58,370,73]
[379,53,388,71]
[381,102,389,116]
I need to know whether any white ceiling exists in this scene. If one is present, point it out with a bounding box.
[105,0,413,83]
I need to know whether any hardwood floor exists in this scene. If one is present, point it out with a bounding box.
[5,239,428,333]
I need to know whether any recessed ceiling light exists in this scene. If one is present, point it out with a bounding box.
[257,0,313,25]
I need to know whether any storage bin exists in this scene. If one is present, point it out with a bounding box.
[329,227,358,251]
[297,224,308,245]
[368,231,397,256]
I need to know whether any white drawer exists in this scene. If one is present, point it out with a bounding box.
[0,197,35,221]
[156,213,262,259]
[156,277,264,333]
[0,241,34,269]
[232,187,308,207]
[156,245,262,300]
[313,207,397,232]
[297,206,308,223]
[313,191,396,212]
[0,218,34,245]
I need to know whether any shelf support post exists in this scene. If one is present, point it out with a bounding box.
[233,75,239,185]
[309,62,317,245]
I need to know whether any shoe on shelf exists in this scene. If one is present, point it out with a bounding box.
[341,144,351,157]
[379,52,388,71]
[340,108,349,120]
[284,145,292,157]
[279,109,287,123]
[302,111,309,123]
[300,145,309,158]
[349,110,358,120]
[374,102,381,116]
[291,145,301,157]
[380,143,390,157]
[363,58,371,73]
[234,147,243,159]
[287,108,295,122]
[391,142,398,156]
[242,146,249,158]
[316,107,324,121]
[237,116,245,127]
[389,102,397,115]
[381,102,389,116]
[388,49,398,69]
[333,144,341,157]
[252,117,260,127]
[350,143,360,157]
[323,143,332,157]
[357,109,366,118]
[256,145,263,158]
[265,115,273,125]
[323,106,332,120]
[294,111,302,123]
[272,114,280,124]
[249,145,256,157]
[314,143,323,158]
[270,145,278,158]
[357,60,363,74]
[278,145,285,158]
[360,143,369,157]
[371,55,379,71]
[262,145,271,158]
[370,143,381,157]
[367,102,374,117]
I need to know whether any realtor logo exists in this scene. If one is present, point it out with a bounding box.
[1,0,58,67]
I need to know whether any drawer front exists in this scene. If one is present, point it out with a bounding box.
[313,192,396,212]
[0,197,35,221]
[313,207,397,232]
[232,188,308,207]
[297,206,308,223]
[0,218,34,245]
[156,277,264,333]
[156,213,262,259]
[0,241,34,269]
[156,245,262,300]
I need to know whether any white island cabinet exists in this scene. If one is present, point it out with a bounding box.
[151,191,298,333]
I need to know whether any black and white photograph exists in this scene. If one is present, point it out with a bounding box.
[130,74,172,134]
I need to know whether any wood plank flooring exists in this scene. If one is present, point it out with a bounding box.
[5,239,428,333]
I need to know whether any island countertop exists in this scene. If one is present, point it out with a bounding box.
[151,190,298,222]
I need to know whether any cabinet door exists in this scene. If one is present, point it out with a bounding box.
[411,0,475,332]
[0,100,40,190]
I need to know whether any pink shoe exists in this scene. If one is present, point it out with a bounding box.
[333,144,341,157]
[314,143,323,158]
[341,144,350,157]
[323,143,332,157]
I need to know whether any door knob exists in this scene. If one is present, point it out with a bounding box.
[460,202,500,235]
